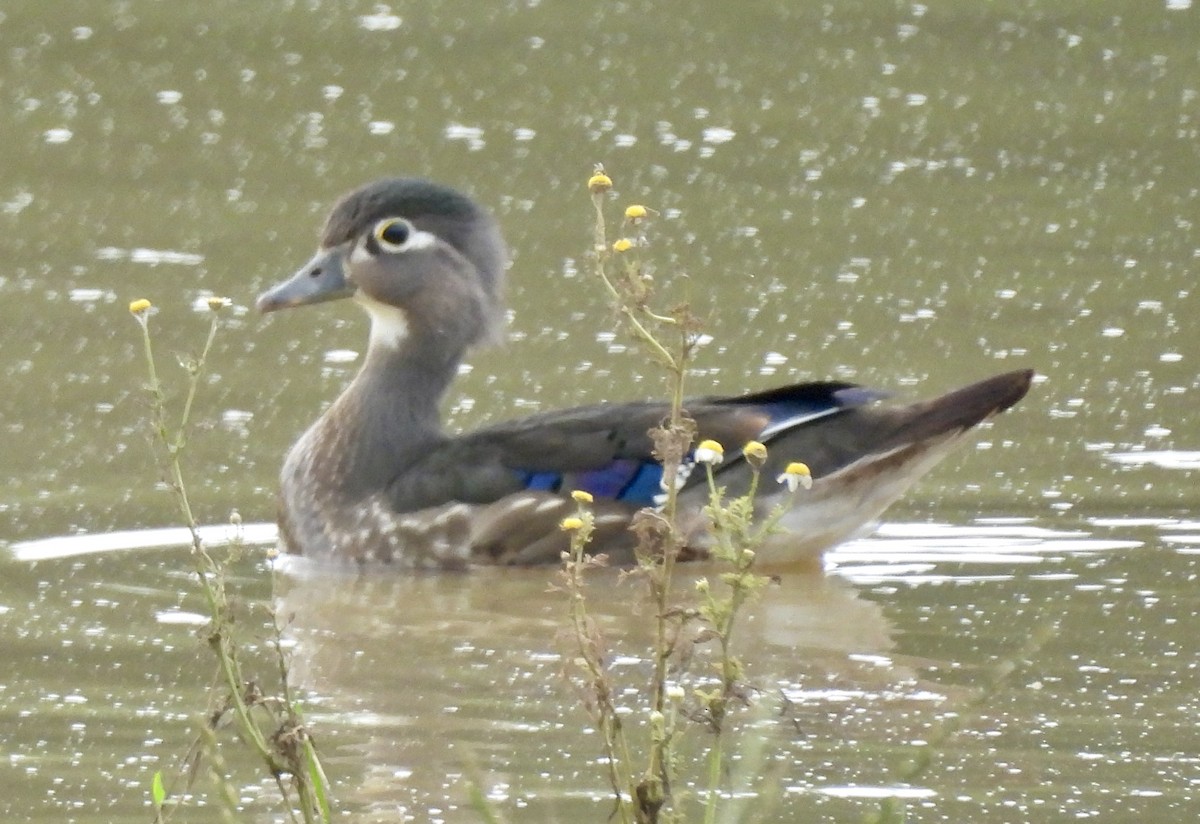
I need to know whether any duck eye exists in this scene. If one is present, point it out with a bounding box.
[373,218,412,252]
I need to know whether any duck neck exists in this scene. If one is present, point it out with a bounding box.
[308,327,463,497]
[362,334,458,426]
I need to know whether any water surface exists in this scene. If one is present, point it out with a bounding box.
[1,1,1197,821]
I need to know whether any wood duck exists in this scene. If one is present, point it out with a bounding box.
[256,178,1033,569]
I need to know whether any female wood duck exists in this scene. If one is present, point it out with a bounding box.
[256,178,1033,569]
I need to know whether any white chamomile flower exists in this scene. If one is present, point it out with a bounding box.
[777,461,813,492]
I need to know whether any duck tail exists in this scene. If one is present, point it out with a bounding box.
[877,368,1035,448]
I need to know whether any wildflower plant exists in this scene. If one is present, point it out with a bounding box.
[561,166,814,823]
[129,298,331,824]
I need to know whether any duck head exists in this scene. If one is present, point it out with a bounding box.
[257,178,507,355]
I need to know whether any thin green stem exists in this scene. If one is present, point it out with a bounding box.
[582,170,784,823]
[175,313,221,450]
[702,733,724,824]
[565,528,635,824]
[591,219,678,369]
[133,304,329,823]
[141,316,282,771]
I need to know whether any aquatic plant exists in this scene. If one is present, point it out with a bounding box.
[560,166,813,823]
[129,298,331,824]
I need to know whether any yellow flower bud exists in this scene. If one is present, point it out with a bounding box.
[571,489,594,504]
[742,441,768,462]
[612,238,634,253]
[587,171,612,194]
[560,516,585,531]
[624,204,648,220]
[128,298,152,314]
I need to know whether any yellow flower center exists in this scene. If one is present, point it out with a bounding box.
[587,172,613,194]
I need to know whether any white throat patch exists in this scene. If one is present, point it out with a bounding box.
[357,294,410,348]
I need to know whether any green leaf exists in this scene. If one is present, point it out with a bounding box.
[304,739,333,822]
[151,770,166,808]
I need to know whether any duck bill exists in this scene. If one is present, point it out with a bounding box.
[256,247,357,313]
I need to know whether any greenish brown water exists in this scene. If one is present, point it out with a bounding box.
[2,1,1198,821]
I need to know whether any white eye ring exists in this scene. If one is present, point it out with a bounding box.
[373,218,413,253]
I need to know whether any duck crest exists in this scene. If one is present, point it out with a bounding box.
[257,177,1034,569]
[321,178,482,248]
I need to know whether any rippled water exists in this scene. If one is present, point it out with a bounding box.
[2,0,1198,821]
[8,514,1199,821]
